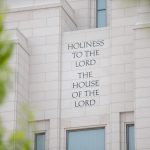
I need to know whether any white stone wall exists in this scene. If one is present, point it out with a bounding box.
[61,8,77,32]
[135,1,150,150]
[61,28,111,150]
[61,0,77,32]
[6,0,61,9]
[2,0,150,150]
[0,29,29,135]
[5,1,76,150]
[67,0,90,29]
[28,7,60,150]
[110,0,137,149]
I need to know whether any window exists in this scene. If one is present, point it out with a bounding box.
[67,128,105,150]
[126,124,135,150]
[96,0,107,27]
[30,120,49,150]
[35,133,45,150]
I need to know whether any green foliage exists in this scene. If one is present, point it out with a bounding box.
[7,103,33,150]
[0,122,7,150]
[9,131,31,150]
[0,0,13,104]
[0,0,32,150]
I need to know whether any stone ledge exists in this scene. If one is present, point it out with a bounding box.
[134,22,150,30]
[8,0,76,27]
[9,28,29,55]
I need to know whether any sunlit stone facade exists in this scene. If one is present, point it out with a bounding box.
[1,0,150,150]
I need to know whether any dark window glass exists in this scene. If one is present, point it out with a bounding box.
[67,128,105,150]
[127,124,135,150]
[96,0,107,28]
[98,0,106,10]
[35,133,45,150]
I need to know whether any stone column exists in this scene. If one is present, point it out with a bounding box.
[135,0,150,149]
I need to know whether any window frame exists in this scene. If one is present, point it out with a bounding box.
[126,124,135,150]
[66,127,105,150]
[34,132,46,150]
[96,0,107,28]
